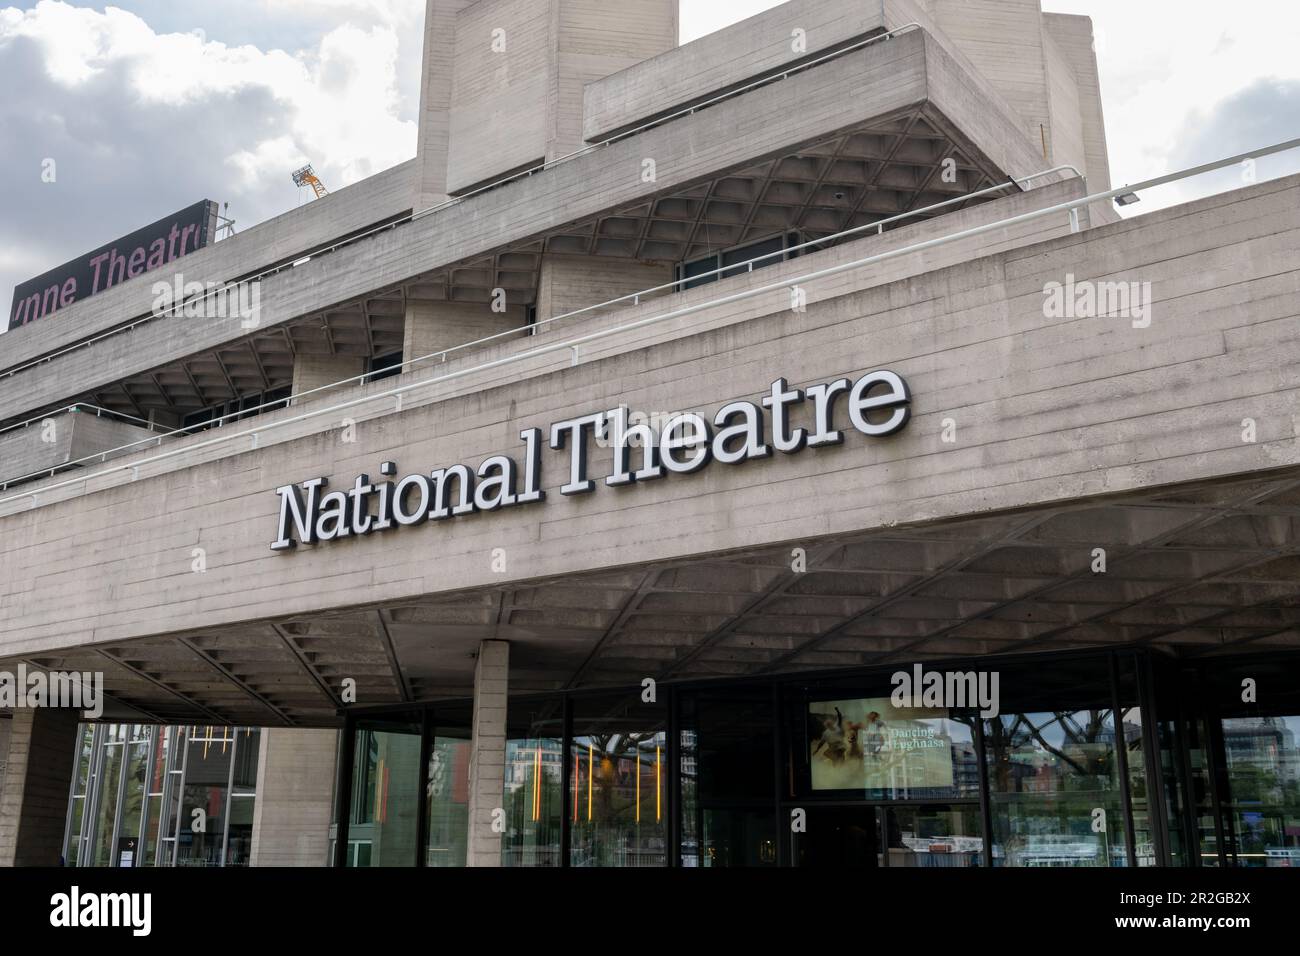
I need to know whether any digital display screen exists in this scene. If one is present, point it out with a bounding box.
[808,697,956,791]
[8,199,217,332]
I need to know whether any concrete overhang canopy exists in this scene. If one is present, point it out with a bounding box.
[9,472,1300,727]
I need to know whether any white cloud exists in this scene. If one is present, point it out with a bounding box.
[681,1,1300,209]
[0,0,417,316]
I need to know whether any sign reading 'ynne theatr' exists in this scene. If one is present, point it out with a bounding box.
[270,369,911,552]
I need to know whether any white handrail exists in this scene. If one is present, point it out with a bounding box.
[0,23,924,383]
[0,402,170,439]
[0,161,1082,488]
[2,136,1296,509]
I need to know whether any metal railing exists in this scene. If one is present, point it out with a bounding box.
[0,22,924,383]
[1,135,1296,509]
[0,403,172,440]
[0,159,1081,490]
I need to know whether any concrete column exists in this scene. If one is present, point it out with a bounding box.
[534,254,674,333]
[290,354,367,404]
[0,709,81,867]
[249,728,339,867]
[466,640,509,867]
[413,0,474,211]
[402,300,527,373]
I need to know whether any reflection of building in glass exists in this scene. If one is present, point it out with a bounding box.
[1223,717,1300,787]
[63,724,260,867]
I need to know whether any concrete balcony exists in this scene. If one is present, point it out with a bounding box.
[582,0,924,141]
[0,406,160,489]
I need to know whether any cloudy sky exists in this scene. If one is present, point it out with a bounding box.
[2,0,1298,325]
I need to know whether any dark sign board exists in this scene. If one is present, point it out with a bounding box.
[7,199,219,332]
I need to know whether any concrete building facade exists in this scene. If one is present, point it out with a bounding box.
[1,0,1298,869]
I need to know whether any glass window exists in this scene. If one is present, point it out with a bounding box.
[501,697,563,867]
[224,728,261,867]
[91,735,124,867]
[115,733,150,866]
[720,234,785,278]
[677,233,799,291]
[984,709,1128,867]
[884,805,983,867]
[427,705,472,868]
[64,724,95,867]
[701,809,777,867]
[678,254,718,291]
[793,806,883,867]
[679,687,777,867]
[176,727,234,867]
[141,726,170,866]
[570,692,667,867]
[346,716,421,867]
[1220,715,1300,867]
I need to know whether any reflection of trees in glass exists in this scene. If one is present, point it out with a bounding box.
[576,732,662,822]
[571,731,666,867]
[986,711,1118,790]
[985,711,1126,867]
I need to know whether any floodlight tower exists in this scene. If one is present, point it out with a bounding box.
[291,164,329,200]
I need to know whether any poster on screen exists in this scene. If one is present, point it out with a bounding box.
[808,697,955,791]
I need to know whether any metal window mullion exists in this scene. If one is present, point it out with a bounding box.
[172,726,191,866]
[772,682,785,868]
[1109,656,1138,868]
[221,728,237,866]
[1204,705,1233,866]
[135,725,156,862]
[82,725,107,867]
[666,686,679,869]
[417,710,432,868]
[1134,653,1171,866]
[1172,686,1201,866]
[974,716,994,868]
[107,732,130,868]
[333,714,356,868]
[153,727,172,867]
[59,723,86,866]
[559,696,572,868]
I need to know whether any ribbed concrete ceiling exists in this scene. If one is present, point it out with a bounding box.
[10,469,1299,727]
[81,104,1008,424]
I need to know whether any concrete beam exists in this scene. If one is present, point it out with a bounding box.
[582,0,916,141]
